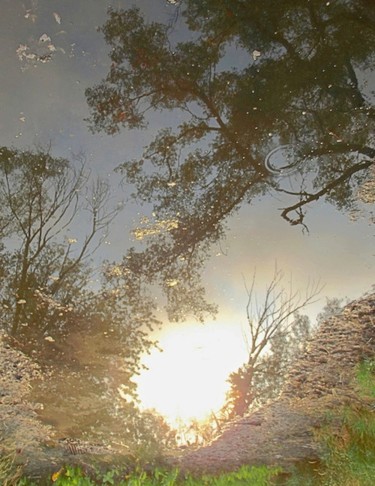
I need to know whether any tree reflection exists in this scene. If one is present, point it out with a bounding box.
[0,146,158,376]
[86,1,374,318]
[0,146,119,338]
[0,146,166,442]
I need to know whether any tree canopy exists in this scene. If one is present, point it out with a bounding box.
[85,1,375,319]
[0,146,159,379]
[0,146,123,337]
[223,267,319,418]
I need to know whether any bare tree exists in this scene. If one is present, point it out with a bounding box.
[223,266,322,418]
[0,146,120,337]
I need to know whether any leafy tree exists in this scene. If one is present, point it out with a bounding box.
[0,147,171,449]
[86,1,375,231]
[0,146,119,339]
[222,268,319,419]
[0,146,175,451]
[85,1,374,319]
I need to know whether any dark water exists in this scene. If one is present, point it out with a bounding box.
[0,0,374,440]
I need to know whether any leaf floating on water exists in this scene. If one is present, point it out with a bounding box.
[53,12,62,24]
[24,10,37,23]
[16,45,29,61]
[252,50,261,61]
[16,34,60,69]
[39,34,51,44]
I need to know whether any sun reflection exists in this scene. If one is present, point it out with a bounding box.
[134,321,248,426]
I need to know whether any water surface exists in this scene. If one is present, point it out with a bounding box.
[0,0,374,436]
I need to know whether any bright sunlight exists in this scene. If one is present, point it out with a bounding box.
[134,320,248,426]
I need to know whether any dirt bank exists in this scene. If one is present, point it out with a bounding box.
[176,292,375,474]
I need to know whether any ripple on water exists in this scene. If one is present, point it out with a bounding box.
[264,144,303,176]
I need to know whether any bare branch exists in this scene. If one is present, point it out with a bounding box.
[244,265,323,367]
[280,159,374,225]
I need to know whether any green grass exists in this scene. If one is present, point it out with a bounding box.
[11,464,280,485]
[284,358,375,486]
[355,359,375,399]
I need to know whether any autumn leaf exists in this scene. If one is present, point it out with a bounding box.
[51,467,64,482]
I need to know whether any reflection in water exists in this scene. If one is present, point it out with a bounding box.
[86,0,374,316]
[136,320,248,425]
[0,0,374,452]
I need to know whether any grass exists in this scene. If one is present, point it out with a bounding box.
[284,358,375,485]
[0,453,23,486]
[7,464,280,485]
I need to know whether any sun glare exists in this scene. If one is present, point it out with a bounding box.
[135,321,248,426]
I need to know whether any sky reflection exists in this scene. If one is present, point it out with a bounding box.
[0,0,374,424]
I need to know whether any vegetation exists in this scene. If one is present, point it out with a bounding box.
[1,0,373,483]
[85,0,375,321]
[0,145,167,450]
[2,359,372,485]
[1,463,280,486]
[284,359,375,485]
[0,454,22,486]
[222,266,320,419]
[0,146,118,339]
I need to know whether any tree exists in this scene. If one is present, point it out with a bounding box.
[316,296,346,325]
[0,146,170,448]
[0,146,175,451]
[0,146,119,339]
[86,1,374,230]
[222,268,320,419]
[84,2,374,319]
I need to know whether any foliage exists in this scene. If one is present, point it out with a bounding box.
[109,407,176,466]
[355,359,375,399]
[16,464,281,485]
[85,1,375,320]
[0,146,165,450]
[8,361,375,485]
[0,146,119,339]
[0,454,22,486]
[316,297,346,325]
[86,0,375,230]
[285,359,375,485]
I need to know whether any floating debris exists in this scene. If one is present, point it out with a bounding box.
[264,144,302,176]
[53,12,62,24]
[16,34,64,70]
[252,50,261,61]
